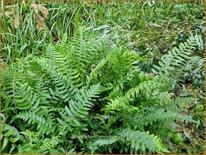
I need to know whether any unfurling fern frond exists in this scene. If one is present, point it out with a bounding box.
[152,35,201,78]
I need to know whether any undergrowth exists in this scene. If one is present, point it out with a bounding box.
[1,1,205,154]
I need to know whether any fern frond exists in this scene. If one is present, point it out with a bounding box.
[88,50,142,86]
[69,28,108,67]
[87,55,110,85]
[93,137,119,146]
[152,34,200,77]
[17,131,59,153]
[133,108,193,127]
[17,111,56,135]
[102,70,152,102]
[60,84,100,129]
[173,97,195,106]
[44,44,85,88]
[119,129,169,153]
[126,69,152,88]
[105,77,171,112]
[33,79,51,106]
[125,78,171,103]
[14,82,40,110]
[39,136,59,153]
[36,58,77,102]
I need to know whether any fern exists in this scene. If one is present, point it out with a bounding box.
[119,129,169,153]
[132,108,194,127]
[39,136,59,153]
[152,34,201,78]
[93,129,169,153]
[14,82,40,110]
[2,28,198,154]
[17,131,59,153]
[59,84,100,129]
[173,97,196,106]
[88,50,142,87]
[17,110,56,135]
[36,58,77,102]
[93,137,119,146]
[105,77,171,112]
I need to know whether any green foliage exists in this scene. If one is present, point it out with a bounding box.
[2,28,199,153]
[1,1,204,154]
[59,84,100,129]
[17,130,60,154]
[119,129,169,153]
[17,110,56,135]
[0,114,20,153]
[152,34,202,79]
[93,129,169,154]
